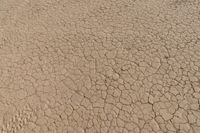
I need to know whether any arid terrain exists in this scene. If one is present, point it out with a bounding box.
[0,0,200,133]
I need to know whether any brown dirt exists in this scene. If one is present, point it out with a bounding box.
[0,0,200,133]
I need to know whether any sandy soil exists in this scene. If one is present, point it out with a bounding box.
[0,0,200,133]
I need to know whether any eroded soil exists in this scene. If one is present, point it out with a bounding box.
[0,0,200,133]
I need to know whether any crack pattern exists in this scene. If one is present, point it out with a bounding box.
[0,0,200,133]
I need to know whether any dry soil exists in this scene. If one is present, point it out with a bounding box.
[0,0,200,133]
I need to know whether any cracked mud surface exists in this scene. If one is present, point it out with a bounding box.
[0,0,200,133]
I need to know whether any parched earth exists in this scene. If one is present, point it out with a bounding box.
[0,0,200,133]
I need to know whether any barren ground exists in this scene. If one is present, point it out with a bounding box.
[0,0,200,133]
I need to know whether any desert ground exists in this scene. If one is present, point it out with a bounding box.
[0,0,200,133]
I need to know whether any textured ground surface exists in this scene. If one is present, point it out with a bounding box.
[0,0,200,133]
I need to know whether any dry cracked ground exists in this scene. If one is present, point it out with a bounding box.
[0,0,200,133]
